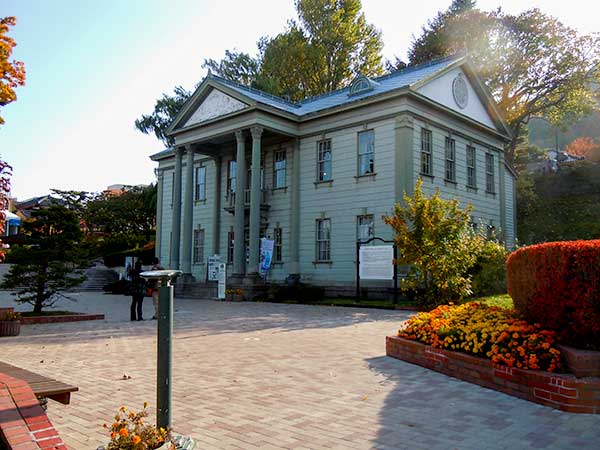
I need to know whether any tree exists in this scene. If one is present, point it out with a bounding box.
[0,17,26,126]
[0,159,12,261]
[136,0,384,141]
[134,86,191,146]
[84,185,156,239]
[260,0,384,100]
[566,137,600,163]
[1,206,87,313]
[383,179,485,309]
[409,3,600,160]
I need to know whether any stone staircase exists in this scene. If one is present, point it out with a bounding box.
[79,262,119,291]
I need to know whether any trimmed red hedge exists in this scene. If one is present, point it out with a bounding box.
[507,240,600,350]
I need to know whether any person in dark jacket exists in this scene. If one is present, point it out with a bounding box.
[130,259,146,321]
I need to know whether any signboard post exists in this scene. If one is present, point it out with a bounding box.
[207,255,222,281]
[356,238,398,304]
[359,245,394,280]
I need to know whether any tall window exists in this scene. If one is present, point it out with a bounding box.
[274,227,283,262]
[358,130,375,176]
[195,165,206,201]
[421,129,432,176]
[273,150,286,189]
[227,231,234,263]
[316,219,331,261]
[466,145,477,188]
[317,139,332,182]
[445,137,456,182]
[486,153,495,193]
[227,160,236,195]
[357,215,374,242]
[193,227,205,264]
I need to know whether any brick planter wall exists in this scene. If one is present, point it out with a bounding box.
[0,373,67,449]
[386,336,600,413]
[20,314,104,325]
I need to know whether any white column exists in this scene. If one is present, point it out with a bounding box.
[248,126,263,275]
[155,169,164,259]
[233,131,247,275]
[181,145,195,275]
[170,147,184,269]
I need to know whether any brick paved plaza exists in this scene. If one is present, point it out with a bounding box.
[1,291,600,450]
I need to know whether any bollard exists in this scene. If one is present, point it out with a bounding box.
[157,283,173,429]
[140,269,182,431]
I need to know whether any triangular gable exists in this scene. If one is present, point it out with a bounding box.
[183,88,249,127]
[167,76,256,134]
[413,61,511,137]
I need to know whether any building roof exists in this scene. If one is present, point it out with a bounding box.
[208,55,462,117]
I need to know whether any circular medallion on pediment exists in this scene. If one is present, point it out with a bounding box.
[452,73,469,109]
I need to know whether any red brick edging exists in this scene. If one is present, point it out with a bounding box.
[386,335,600,413]
[0,373,67,449]
[20,314,104,325]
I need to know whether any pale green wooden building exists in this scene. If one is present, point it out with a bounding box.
[151,55,516,294]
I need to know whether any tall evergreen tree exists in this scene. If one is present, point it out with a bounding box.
[1,206,87,313]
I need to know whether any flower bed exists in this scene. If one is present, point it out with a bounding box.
[399,302,562,372]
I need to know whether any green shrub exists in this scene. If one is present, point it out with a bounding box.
[470,240,509,297]
[384,179,485,309]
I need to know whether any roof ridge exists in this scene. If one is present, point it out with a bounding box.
[209,74,302,108]
[297,53,463,105]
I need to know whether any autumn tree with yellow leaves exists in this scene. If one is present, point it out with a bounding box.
[0,16,26,126]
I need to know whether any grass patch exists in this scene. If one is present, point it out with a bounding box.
[253,297,416,310]
[467,294,514,309]
[20,311,81,317]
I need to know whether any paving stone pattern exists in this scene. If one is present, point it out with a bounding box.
[1,292,599,450]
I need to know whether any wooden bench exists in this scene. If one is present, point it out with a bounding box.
[0,361,78,405]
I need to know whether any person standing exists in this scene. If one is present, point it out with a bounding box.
[130,259,145,321]
[150,257,164,320]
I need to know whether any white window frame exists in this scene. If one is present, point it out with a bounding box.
[358,130,375,176]
[421,128,432,176]
[357,215,374,243]
[445,137,456,182]
[195,165,206,201]
[317,139,332,182]
[466,145,477,188]
[315,218,331,261]
[486,153,495,193]
[273,149,287,189]
[227,160,236,196]
[193,227,205,264]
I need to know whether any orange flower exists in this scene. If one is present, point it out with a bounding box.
[110,432,117,440]
[132,435,141,445]
[119,428,129,438]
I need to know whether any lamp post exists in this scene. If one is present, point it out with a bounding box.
[139,269,182,429]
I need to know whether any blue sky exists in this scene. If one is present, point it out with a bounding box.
[1,0,597,200]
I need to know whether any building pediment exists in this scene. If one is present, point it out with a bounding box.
[183,88,249,128]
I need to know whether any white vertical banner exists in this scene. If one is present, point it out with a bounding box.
[217,263,226,299]
[259,238,274,276]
